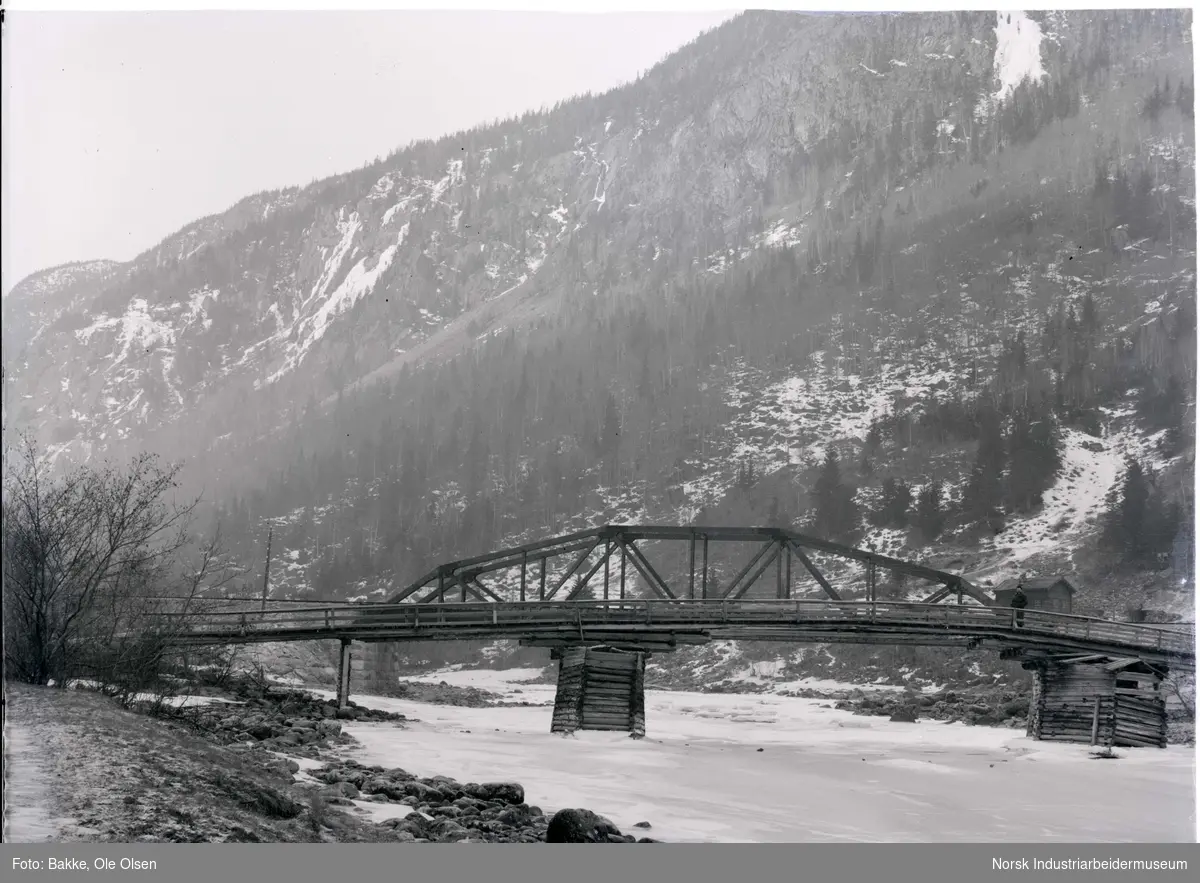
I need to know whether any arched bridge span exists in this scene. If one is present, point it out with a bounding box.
[155,526,1193,738]
[164,525,1193,665]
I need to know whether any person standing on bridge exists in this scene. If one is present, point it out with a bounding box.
[1010,582,1028,628]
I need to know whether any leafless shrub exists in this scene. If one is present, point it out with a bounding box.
[1164,670,1196,718]
[3,434,237,703]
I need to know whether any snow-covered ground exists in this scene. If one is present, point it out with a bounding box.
[314,669,1196,843]
[3,725,75,842]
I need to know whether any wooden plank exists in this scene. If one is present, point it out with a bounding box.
[583,663,637,674]
[584,667,636,676]
[630,651,647,739]
[584,659,638,670]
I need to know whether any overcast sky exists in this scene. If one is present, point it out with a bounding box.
[1,10,735,293]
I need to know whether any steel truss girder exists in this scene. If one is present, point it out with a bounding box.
[386,524,991,606]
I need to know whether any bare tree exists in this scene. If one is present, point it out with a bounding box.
[3,434,233,699]
[1164,670,1196,718]
[86,526,243,710]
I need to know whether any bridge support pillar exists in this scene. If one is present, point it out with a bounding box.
[336,638,352,709]
[358,642,403,696]
[551,646,647,739]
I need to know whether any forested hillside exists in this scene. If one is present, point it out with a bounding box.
[5,11,1195,672]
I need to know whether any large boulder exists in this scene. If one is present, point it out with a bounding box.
[545,808,624,843]
[361,777,404,799]
[404,781,444,804]
[321,780,360,800]
[470,782,525,805]
[497,804,539,828]
[427,819,471,843]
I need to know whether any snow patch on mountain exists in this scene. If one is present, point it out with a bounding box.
[993,11,1047,102]
[75,316,122,344]
[985,428,1123,567]
[722,348,967,474]
[264,219,408,386]
[184,287,221,330]
[113,299,176,365]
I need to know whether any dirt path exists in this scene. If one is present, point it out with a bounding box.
[3,717,75,842]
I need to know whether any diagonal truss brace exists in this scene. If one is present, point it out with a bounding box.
[728,541,783,601]
[622,540,677,600]
[722,540,778,599]
[564,541,619,602]
[544,538,603,601]
[786,540,843,601]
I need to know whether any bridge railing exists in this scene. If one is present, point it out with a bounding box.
[160,598,1195,656]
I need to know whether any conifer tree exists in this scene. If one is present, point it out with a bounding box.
[812,448,859,540]
[915,480,945,542]
[963,407,1006,529]
[1102,459,1178,567]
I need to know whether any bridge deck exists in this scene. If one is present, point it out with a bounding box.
[159,599,1194,662]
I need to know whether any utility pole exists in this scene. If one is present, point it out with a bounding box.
[261,526,273,612]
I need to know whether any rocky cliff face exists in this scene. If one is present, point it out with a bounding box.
[5,12,1195,648]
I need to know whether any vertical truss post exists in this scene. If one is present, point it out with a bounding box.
[520,552,527,603]
[438,570,446,603]
[688,533,697,600]
[460,575,468,603]
[539,557,547,601]
[784,539,792,599]
[701,535,709,600]
[604,540,611,601]
[776,538,785,599]
[620,539,627,600]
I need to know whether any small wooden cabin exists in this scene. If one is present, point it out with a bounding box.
[994,576,1076,614]
[1023,654,1168,748]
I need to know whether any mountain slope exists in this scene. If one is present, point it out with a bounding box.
[4,11,1195,640]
